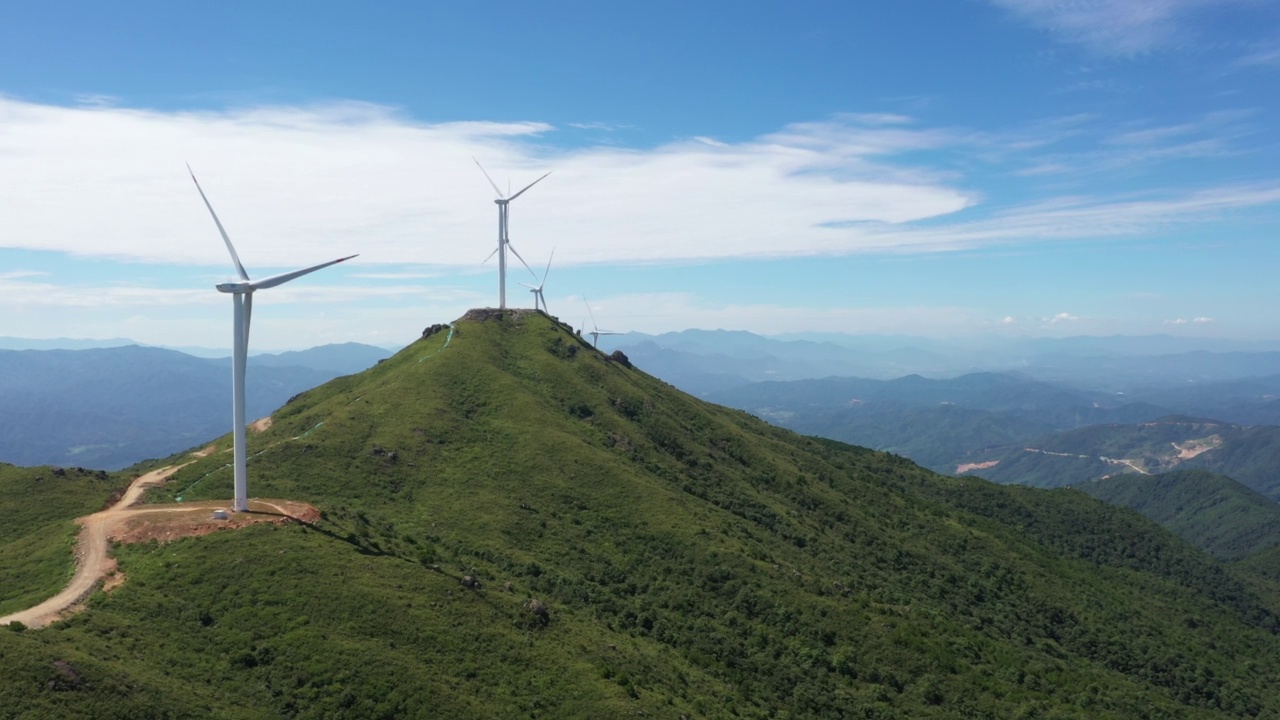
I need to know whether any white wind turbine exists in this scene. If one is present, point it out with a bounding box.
[474,159,550,309]
[520,249,555,315]
[189,166,357,513]
[583,297,621,348]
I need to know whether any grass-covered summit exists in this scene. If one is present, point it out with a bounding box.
[5,309,1280,718]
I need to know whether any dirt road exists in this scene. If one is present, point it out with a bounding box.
[0,463,188,629]
[0,455,315,630]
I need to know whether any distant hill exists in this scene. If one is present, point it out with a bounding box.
[709,372,1177,472]
[229,342,392,376]
[0,343,390,469]
[960,419,1280,500]
[1081,469,1280,561]
[5,311,1280,716]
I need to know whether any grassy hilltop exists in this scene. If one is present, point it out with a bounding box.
[4,310,1280,718]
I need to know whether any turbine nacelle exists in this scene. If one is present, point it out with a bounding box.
[216,282,253,294]
[582,296,621,347]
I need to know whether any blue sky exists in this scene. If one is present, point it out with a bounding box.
[1,0,1278,349]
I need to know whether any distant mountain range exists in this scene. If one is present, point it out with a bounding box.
[601,329,1280,395]
[0,335,402,357]
[0,342,391,469]
[707,370,1280,498]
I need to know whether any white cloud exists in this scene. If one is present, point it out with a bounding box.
[1166,317,1190,325]
[1,97,1278,273]
[1001,315,1019,325]
[1193,316,1215,324]
[1046,312,1079,324]
[1166,316,1215,326]
[987,0,1241,56]
[0,97,976,269]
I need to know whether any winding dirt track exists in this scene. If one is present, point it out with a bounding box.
[0,463,187,629]
[1,449,315,630]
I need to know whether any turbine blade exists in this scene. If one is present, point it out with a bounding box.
[508,171,552,201]
[518,282,537,289]
[584,296,598,332]
[472,157,504,198]
[507,242,537,277]
[540,248,555,284]
[250,254,358,290]
[482,246,499,264]
[188,165,250,281]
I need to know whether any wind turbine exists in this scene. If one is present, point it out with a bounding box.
[583,297,621,348]
[520,249,555,315]
[474,159,550,309]
[189,166,357,513]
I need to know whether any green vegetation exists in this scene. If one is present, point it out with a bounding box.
[4,311,1280,717]
[0,464,129,616]
[1080,469,1280,561]
[1190,425,1280,499]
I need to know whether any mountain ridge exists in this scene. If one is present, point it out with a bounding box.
[4,310,1280,717]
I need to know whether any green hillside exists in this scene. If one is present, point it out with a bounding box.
[0,464,129,617]
[5,310,1280,717]
[1081,469,1280,561]
[1189,425,1280,498]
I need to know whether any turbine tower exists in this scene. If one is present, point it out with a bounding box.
[189,166,357,512]
[474,159,550,309]
[520,249,555,315]
[583,297,621,348]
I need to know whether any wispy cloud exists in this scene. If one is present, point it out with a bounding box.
[566,121,635,132]
[996,110,1257,179]
[1045,311,1079,324]
[553,291,988,336]
[1235,45,1280,68]
[986,0,1243,56]
[0,274,474,309]
[1165,316,1216,325]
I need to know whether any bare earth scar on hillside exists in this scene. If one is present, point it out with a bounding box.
[0,452,317,629]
